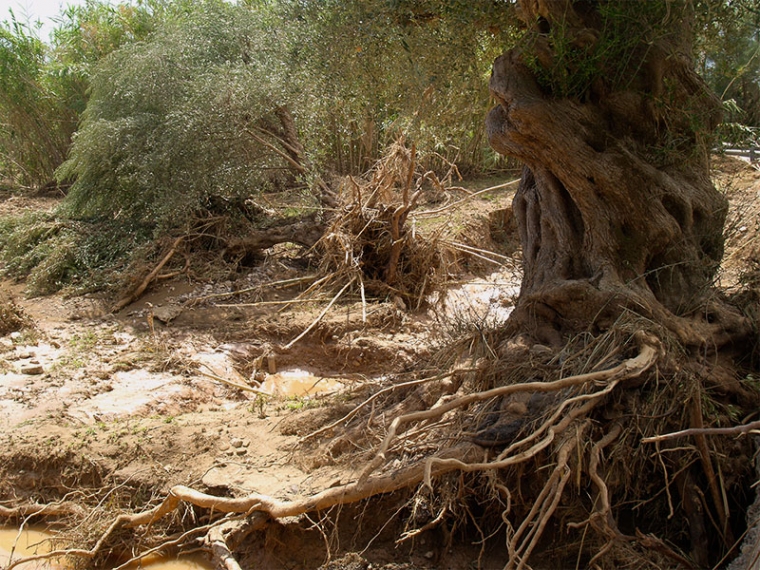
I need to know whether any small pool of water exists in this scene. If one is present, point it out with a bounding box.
[0,527,213,570]
[121,552,214,569]
[260,368,345,397]
[0,527,63,569]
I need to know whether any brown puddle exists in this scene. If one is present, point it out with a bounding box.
[120,553,214,569]
[0,528,213,570]
[0,527,63,569]
[260,368,345,397]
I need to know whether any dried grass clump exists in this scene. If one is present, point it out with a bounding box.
[0,294,27,335]
[316,138,457,308]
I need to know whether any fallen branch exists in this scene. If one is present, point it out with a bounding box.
[188,275,317,305]
[197,366,272,397]
[0,501,86,518]
[112,236,184,312]
[415,178,520,217]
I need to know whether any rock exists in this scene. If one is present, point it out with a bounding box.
[230,437,244,448]
[152,304,183,324]
[20,364,43,375]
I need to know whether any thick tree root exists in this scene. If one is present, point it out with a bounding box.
[0,502,85,518]
[3,333,662,569]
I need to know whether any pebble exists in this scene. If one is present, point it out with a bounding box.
[230,438,244,448]
[21,364,44,375]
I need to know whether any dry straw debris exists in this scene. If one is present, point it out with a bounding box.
[316,137,457,309]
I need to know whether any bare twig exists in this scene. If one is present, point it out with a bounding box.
[197,366,272,396]
[415,179,520,217]
[284,277,355,349]
[189,275,317,305]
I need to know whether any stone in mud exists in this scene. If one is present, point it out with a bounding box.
[20,364,43,375]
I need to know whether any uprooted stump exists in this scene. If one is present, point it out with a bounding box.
[315,139,456,309]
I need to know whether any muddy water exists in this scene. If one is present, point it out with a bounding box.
[121,553,214,569]
[0,528,213,570]
[260,368,344,397]
[0,527,63,569]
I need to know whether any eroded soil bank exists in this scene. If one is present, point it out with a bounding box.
[1,157,759,568]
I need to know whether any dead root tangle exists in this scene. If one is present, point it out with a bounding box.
[3,331,671,570]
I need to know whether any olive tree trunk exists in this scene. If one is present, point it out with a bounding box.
[487,1,727,343]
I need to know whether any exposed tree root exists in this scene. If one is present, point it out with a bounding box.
[0,501,85,518]
[3,331,662,569]
[642,420,760,442]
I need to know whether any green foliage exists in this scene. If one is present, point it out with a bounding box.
[0,1,162,190]
[522,2,670,100]
[4,0,520,293]
[48,0,166,117]
[60,0,517,230]
[0,16,73,188]
[696,0,760,128]
[280,0,516,174]
[717,100,760,146]
[58,1,299,229]
[0,210,148,295]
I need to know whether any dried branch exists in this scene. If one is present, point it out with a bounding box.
[112,236,184,312]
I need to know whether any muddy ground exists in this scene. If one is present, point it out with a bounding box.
[1,157,759,569]
[0,175,525,568]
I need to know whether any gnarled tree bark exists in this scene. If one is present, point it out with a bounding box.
[487,1,728,344]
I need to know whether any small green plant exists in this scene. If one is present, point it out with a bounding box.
[249,394,268,419]
[741,374,760,392]
[69,330,97,351]
[281,395,322,412]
